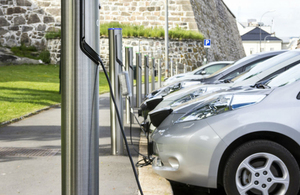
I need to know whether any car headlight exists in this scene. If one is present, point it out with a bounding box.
[176,94,266,123]
[169,87,207,107]
[160,83,182,97]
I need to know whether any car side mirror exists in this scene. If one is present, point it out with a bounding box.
[200,70,206,75]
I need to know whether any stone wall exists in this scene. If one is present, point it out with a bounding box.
[1,0,245,65]
[0,0,60,48]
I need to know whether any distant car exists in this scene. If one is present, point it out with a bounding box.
[150,64,300,194]
[139,50,294,119]
[145,50,286,101]
[163,61,233,86]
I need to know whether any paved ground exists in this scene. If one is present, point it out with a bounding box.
[0,92,173,195]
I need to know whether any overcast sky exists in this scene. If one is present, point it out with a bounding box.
[223,0,300,38]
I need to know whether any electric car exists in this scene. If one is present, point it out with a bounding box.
[150,64,300,195]
[145,50,286,101]
[140,50,300,118]
[163,61,233,86]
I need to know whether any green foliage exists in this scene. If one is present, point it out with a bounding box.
[11,44,39,59]
[100,22,204,40]
[45,30,61,40]
[10,44,51,63]
[39,50,51,64]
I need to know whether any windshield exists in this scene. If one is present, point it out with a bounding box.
[234,51,300,83]
[267,63,300,88]
[208,54,260,77]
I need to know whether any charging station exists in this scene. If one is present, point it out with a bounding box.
[158,59,162,87]
[151,58,156,91]
[136,53,142,107]
[109,28,125,155]
[125,47,134,124]
[144,55,149,97]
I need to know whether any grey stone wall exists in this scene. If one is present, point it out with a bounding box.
[0,0,60,48]
[1,0,245,65]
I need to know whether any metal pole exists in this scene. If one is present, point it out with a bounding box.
[136,53,142,107]
[158,59,161,87]
[151,58,155,91]
[165,0,169,78]
[61,0,99,194]
[125,47,133,124]
[109,29,124,155]
[176,61,178,75]
[170,60,173,77]
[144,55,149,97]
[184,64,187,73]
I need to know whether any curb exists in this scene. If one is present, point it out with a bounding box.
[0,103,61,127]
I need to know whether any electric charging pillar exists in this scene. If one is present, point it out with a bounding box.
[176,62,178,75]
[184,64,187,73]
[125,47,133,124]
[136,53,142,107]
[158,59,161,87]
[61,0,99,194]
[109,28,124,155]
[144,55,149,97]
[171,60,173,77]
[151,58,155,91]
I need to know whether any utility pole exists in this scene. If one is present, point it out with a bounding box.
[61,0,99,194]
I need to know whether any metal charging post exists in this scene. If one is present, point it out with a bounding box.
[184,64,187,73]
[125,47,133,124]
[61,0,99,193]
[158,59,161,87]
[109,28,124,155]
[144,55,149,97]
[176,61,178,75]
[171,60,174,77]
[151,58,155,91]
[136,53,142,107]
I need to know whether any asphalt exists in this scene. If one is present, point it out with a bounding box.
[0,92,173,195]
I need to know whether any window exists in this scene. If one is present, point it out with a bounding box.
[194,64,227,75]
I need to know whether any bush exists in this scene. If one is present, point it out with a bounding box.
[45,30,61,40]
[39,50,51,64]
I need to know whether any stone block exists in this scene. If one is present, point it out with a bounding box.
[0,9,3,16]
[28,14,41,24]
[0,28,9,36]
[146,16,158,20]
[34,9,45,15]
[45,8,61,17]
[0,17,10,26]
[22,26,33,32]
[7,7,26,15]
[21,32,30,45]
[16,0,32,6]
[182,18,195,22]
[147,7,155,11]
[121,12,131,16]
[37,1,51,7]
[139,7,146,12]
[182,4,193,11]
[13,16,26,25]
[36,24,46,31]
[188,22,198,30]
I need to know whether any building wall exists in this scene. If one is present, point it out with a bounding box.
[243,41,282,56]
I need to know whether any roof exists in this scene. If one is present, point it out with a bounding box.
[241,27,282,42]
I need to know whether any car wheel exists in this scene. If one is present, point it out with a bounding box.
[223,140,300,195]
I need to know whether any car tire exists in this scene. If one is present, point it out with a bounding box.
[223,140,300,195]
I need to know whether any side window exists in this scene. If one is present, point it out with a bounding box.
[257,60,300,84]
[198,64,227,75]
[220,67,244,80]
[194,69,204,75]
[243,57,274,71]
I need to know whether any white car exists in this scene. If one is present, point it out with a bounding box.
[163,61,233,86]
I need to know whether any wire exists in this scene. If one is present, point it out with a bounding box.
[98,57,144,195]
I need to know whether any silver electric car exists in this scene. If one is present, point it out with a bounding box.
[150,64,300,195]
[141,50,300,119]
[163,61,233,86]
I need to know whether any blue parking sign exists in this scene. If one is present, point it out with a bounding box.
[204,39,211,48]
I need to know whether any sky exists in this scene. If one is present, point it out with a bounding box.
[223,0,300,38]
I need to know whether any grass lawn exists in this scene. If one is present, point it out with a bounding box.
[0,64,110,123]
[0,64,164,124]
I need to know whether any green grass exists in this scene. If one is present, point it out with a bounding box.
[0,65,111,123]
[10,44,51,64]
[100,22,204,40]
[46,22,204,41]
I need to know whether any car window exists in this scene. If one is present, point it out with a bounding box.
[220,67,244,80]
[194,64,227,75]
